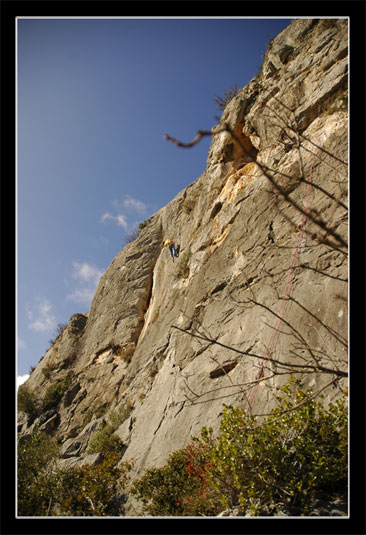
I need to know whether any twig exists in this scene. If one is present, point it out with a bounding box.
[172,325,347,378]
[252,376,340,424]
[85,495,95,511]
[164,102,348,250]
[163,130,215,148]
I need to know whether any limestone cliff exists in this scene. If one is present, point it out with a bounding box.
[18,18,348,516]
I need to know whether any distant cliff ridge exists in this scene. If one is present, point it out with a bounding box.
[18,18,348,516]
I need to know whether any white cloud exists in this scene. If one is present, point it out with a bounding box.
[27,298,56,333]
[100,212,113,223]
[72,262,104,284]
[115,214,128,228]
[17,374,30,389]
[17,336,27,350]
[101,195,149,230]
[66,287,95,304]
[122,195,147,213]
[100,212,128,229]
[66,262,104,305]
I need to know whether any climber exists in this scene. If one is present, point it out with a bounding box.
[164,239,180,262]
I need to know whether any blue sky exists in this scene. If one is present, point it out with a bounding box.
[16,16,291,383]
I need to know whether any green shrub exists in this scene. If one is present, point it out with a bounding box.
[321,91,348,117]
[87,424,126,456]
[55,454,131,516]
[118,345,135,364]
[131,446,218,516]
[182,197,196,215]
[132,376,348,516]
[17,428,59,515]
[42,378,70,412]
[182,189,200,215]
[17,428,131,516]
[138,218,151,231]
[17,384,39,422]
[123,218,151,246]
[197,376,348,515]
[42,363,53,379]
[175,248,192,280]
[108,402,133,430]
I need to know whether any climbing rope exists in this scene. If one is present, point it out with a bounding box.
[244,161,316,413]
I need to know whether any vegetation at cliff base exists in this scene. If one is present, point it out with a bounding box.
[131,376,348,516]
[17,428,131,516]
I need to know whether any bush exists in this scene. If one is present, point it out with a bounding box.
[55,454,131,516]
[48,322,68,346]
[174,248,191,280]
[132,377,348,516]
[17,428,131,516]
[321,91,348,117]
[182,190,200,215]
[214,84,240,113]
[42,363,53,379]
[131,446,218,516]
[17,428,59,515]
[42,378,70,412]
[87,424,126,456]
[118,345,135,364]
[197,376,348,515]
[108,402,133,429]
[17,384,39,422]
[138,218,151,231]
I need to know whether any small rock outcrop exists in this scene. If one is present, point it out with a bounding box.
[18,18,348,516]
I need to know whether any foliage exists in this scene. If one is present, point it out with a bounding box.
[149,362,159,378]
[118,345,135,364]
[17,428,60,516]
[182,197,197,215]
[87,423,126,456]
[131,446,218,516]
[48,322,68,346]
[132,377,348,516]
[17,428,131,516]
[214,84,240,113]
[174,248,191,280]
[42,362,53,379]
[17,384,40,422]
[182,189,200,215]
[42,377,70,412]
[54,455,131,516]
[198,376,348,515]
[82,400,108,426]
[108,402,134,429]
[138,218,152,231]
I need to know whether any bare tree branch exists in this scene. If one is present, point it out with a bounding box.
[164,99,348,252]
[165,98,348,414]
[172,325,347,378]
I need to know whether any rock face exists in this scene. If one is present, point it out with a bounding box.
[18,19,348,516]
